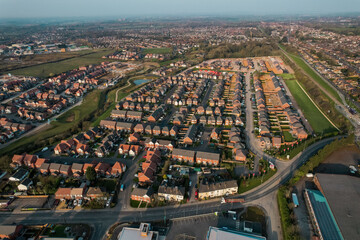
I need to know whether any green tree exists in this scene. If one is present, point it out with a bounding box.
[86,167,97,182]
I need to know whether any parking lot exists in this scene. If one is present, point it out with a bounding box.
[9,196,50,211]
[167,209,245,240]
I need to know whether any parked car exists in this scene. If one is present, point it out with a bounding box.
[120,184,124,192]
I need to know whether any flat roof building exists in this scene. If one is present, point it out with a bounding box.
[118,223,158,240]
[312,173,360,240]
[304,189,343,240]
[206,226,266,240]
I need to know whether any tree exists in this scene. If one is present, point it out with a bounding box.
[86,167,96,182]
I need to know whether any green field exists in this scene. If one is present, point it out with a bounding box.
[285,80,337,134]
[142,48,172,54]
[280,47,342,102]
[7,49,114,78]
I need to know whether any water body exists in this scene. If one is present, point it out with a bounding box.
[134,79,150,85]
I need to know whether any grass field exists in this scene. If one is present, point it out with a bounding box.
[7,49,114,78]
[280,47,342,103]
[142,48,171,54]
[285,80,337,134]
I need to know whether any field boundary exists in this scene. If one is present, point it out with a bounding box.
[295,80,340,131]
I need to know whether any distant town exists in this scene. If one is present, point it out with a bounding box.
[0,14,359,240]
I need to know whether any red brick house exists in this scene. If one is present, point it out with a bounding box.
[196,151,220,165]
[172,149,195,164]
[131,187,154,203]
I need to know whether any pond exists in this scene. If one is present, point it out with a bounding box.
[134,79,150,85]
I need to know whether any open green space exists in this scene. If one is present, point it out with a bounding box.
[285,80,337,134]
[7,49,114,78]
[280,45,342,102]
[142,48,172,54]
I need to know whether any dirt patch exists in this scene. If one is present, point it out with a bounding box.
[65,114,75,122]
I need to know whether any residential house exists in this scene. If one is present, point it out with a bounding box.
[95,162,111,176]
[183,124,198,145]
[131,187,154,203]
[39,163,50,174]
[196,151,220,165]
[109,161,126,177]
[17,178,33,191]
[129,132,141,143]
[9,168,29,182]
[49,163,61,175]
[86,187,106,200]
[158,185,185,202]
[71,163,84,177]
[59,164,72,177]
[198,180,238,200]
[172,148,196,164]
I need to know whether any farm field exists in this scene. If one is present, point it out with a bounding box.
[6,49,114,78]
[142,47,172,54]
[285,80,337,134]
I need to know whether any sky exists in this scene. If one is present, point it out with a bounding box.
[1,0,359,19]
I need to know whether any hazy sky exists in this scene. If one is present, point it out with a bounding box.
[1,0,359,19]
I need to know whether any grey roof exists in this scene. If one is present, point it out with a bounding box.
[111,110,127,116]
[196,151,220,161]
[20,177,32,186]
[127,111,143,117]
[10,168,28,180]
[314,174,360,240]
[158,185,185,196]
[0,225,18,235]
[116,121,133,129]
[172,148,196,158]
[132,187,153,197]
[199,180,238,193]
[72,163,83,171]
[184,124,198,140]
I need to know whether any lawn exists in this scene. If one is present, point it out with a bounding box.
[281,47,342,102]
[7,49,114,78]
[142,48,172,54]
[283,131,294,142]
[285,80,337,134]
[238,169,277,194]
